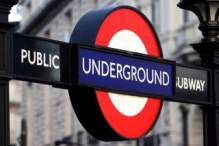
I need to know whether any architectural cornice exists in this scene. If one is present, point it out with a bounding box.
[0,0,19,22]
[18,0,71,34]
[0,0,19,6]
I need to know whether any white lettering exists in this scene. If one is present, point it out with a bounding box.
[82,58,91,74]
[163,72,169,86]
[37,52,43,66]
[176,77,206,92]
[43,53,49,67]
[200,80,205,91]
[49,54,52,67]
[184,78,188,89]
[21,49,27,63]
[110,62,116,78]
[138,67,145,83]
[28,50,36,65]
[92,59,100,75]
[155,71,162,85]
[117,63,123,79]
[21,49,60,69]
[196,80,201,91]
[178,77,184,89]
[102,61,109,77]
[146,69,154,84]
[188,78,196,90]
[81,58,173,87]
[123,65,130,80]
[131,66,137,81]
[52,55,59,69]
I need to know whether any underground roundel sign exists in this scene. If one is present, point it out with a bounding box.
[69,5,163,141]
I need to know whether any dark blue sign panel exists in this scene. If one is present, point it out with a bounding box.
[75,45,175,98]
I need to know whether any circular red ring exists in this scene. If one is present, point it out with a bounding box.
[94,8,162,138]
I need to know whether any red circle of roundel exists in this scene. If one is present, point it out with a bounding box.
[95,8,162,139]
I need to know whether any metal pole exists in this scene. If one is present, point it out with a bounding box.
[201,106,219,146]
[177,1,219,145]
[0,0,19,145]
[192,42,219,146]
[202,68,219,146]
[0,79,10,146]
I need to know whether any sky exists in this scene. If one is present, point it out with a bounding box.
[9,5,22,22]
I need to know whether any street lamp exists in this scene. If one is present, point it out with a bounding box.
[178,0,219,67]
[178,0,219,42]
[177,1,219,146]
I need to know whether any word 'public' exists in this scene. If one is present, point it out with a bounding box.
[21,49,60,69]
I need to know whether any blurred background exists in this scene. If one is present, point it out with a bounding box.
[8,0,204,146]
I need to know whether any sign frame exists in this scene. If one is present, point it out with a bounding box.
[173,63,212,105]
[12,32,71,89]
[71,43,176,99]
[69,5,169,141]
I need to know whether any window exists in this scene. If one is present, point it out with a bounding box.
[94,0,98,8]
[27,1,31,11]
[137,136,154,146]
[184,11,189,23]
[64,10,72,42]
[44,30,50,39]
[24,1,32,20]
[151,2,155,25]
[77,131,83,146]
[137,5,141,11]
[87,134,98,145]
[64,10,72,30]
[151,0,160,31]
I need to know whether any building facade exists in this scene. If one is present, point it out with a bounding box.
[12,0,204,146]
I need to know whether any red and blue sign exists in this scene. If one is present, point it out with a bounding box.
[69,5,173,141]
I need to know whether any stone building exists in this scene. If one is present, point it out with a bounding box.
[12,0,204,146]
[9,80,22,146]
